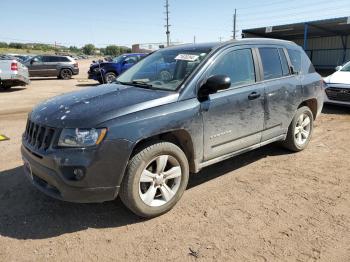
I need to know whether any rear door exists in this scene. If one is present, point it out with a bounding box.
[257,46,302,141]
[42,56,60,76]
[201,47,265,161]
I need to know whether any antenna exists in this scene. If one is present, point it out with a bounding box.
[232,9,237,39]
[164,0,171,46]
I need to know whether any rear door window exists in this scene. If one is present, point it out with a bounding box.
[258,48,283,80]
[207,48,256,88]
[287,49,301,73]
[42,56,52,62]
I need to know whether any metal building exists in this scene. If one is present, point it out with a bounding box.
[242,17,350,72]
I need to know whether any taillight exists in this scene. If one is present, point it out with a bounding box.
[11,61,18,71]
[74,62,78,68]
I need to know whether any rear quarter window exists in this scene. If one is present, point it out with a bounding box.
[59,57,71,62]
[287,49,301,73]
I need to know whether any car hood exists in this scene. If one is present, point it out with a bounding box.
[90,62,114,69]
[325,71,350,85]
[30,84,178,128]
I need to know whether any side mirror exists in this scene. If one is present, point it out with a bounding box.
[290,65,298,75]
[198,75,231,101]
[31,57,39,64]
[335,65,342,71]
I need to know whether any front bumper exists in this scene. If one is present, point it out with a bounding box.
[21,138,132,203]
[88,69,103,82]
[324,85,350,106]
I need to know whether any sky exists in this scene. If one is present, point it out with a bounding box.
[0,0,350,48]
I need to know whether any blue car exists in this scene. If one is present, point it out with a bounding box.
[88,53,147,83]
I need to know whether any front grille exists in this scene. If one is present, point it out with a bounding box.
[326,87,350,102]
[24,119,56,151]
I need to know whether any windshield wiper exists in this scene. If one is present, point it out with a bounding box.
[131,80,153,87]
[116,80,153,89]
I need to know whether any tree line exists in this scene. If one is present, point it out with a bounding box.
[0,42,131,56]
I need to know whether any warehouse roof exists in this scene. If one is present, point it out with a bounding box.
[242,17,350,40]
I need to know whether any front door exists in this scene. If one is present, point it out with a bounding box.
[27,56,45,77]
[201,47,265,161]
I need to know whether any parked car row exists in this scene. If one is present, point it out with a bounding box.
[0,54,81,90]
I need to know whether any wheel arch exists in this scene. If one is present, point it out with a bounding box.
[130,129,196,173]
[298,98,318,120]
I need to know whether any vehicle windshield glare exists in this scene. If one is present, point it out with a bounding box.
[113,55,126,63]
[116,47,211,91]
[340,62,350,72]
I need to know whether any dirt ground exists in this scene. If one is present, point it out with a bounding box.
[0,60,349,261]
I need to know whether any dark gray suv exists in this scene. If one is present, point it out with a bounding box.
[21,39,324,217]
[24,55,79,79]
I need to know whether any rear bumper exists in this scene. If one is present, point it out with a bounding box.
[1,73,30,86]
[72,68,79,75]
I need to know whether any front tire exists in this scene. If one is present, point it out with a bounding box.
[282,106,313,152]
[104,72,117,83]
[120,142,189,218]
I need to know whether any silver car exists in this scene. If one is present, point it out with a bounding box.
[0,55,30,90]
[324,61,350,106]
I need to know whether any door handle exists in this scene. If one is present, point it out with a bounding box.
[248,92,261,100]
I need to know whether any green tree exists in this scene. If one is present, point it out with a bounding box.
[105,45,120,56]
[69,46,80,53]
[82,44,95,55]
[9,42,25,49]
[0,42,8,48]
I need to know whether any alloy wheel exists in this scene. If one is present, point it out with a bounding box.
[294,113,311,146]
[139,155,182,207]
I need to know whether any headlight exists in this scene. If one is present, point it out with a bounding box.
[58,128,107,147]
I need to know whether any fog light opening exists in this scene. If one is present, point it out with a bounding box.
[73,168,85,180]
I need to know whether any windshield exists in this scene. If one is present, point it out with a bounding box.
[113,55,127,63]
[116,47,211,91]
[340,62,350,72]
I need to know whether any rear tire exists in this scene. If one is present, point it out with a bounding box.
[119,142,189,218]
[59,69,72,80]
[282,106,313,152]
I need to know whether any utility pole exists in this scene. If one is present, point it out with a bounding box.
[164,0,171,46]
[219,36,223,42]
[193,35,196,44]
[232,9,237,39]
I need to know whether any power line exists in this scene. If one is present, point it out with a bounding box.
[238,2,350,22]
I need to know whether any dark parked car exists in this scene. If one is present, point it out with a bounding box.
[88,53,147,83]
[24,55,79,79]
[21,39,324,217]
